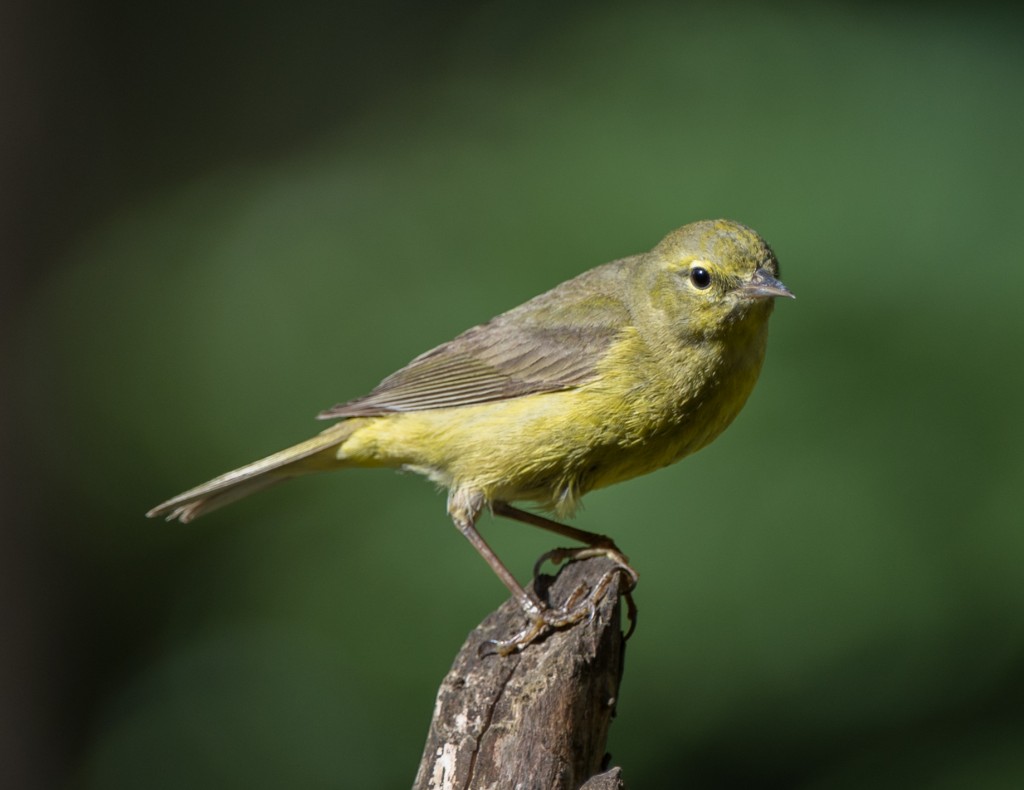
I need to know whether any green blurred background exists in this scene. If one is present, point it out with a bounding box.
[4,1,1024,787]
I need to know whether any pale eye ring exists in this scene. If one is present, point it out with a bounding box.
[689,266,712,289]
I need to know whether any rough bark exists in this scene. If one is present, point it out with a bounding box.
[414,556,630,790]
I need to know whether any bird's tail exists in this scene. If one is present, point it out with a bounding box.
[146,421,358,523]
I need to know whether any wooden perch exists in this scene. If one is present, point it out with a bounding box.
[414,556,631,790]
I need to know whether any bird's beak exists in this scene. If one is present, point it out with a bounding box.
[740,267,795,300]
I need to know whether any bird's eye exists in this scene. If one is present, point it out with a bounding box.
[689,266,712,290]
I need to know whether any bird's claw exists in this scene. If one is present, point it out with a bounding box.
[533,545,639,592]
[480,559,639,656]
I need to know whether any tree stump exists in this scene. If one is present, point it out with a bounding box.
[414,556,630,789]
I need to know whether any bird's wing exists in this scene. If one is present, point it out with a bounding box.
[317,258,636,418]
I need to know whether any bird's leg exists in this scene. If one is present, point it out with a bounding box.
[449,491,636,654]
[491,502,639,588]
[448,490,545,622]
[491,501,639,642]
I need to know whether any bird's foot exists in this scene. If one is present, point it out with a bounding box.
[533,545,639,590]
[479,553,639,656]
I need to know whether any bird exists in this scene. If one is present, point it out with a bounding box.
[148,219,793,653]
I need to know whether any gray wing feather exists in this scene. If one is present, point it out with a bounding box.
[317,257,637,419]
